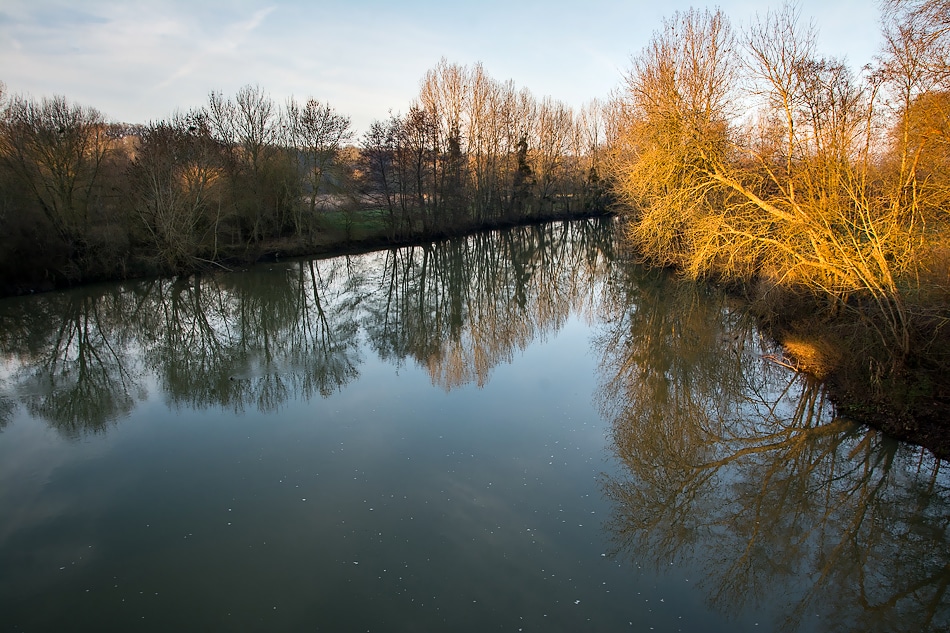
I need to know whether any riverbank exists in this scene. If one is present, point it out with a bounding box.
[252,207,614,264]
[0,207,613,297]
[747,287,950,460]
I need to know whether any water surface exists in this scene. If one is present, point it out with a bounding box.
[1,219,947,631]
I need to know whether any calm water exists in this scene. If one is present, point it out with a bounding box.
[0,218,947,632]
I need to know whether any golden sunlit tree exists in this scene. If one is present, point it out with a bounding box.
[606,7,739,271]
[607,1,950,365]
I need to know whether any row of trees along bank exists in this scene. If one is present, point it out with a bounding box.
[605,0,950,421]
[0,59,610,295]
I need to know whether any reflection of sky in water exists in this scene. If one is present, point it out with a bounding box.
[0,219,947,632]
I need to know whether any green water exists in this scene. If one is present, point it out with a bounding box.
[0,218,947,632]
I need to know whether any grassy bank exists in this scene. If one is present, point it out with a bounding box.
[0,205,613,297]
[254,206,615,264]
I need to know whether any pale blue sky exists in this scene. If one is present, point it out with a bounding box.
[0,0,882,134]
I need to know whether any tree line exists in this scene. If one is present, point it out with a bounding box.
[362,59,609,238]
[605,0,950,376]
[0,61,609,295]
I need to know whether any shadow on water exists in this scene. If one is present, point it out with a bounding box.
[595,261,950,632]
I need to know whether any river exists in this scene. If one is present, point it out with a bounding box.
[0,218,947,632]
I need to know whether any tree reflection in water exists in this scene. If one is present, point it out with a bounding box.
[0,218,614,429]
[0,218,947,629]
[0,256,366,425]
[0,288,145,436]
[595,261,950,632]
[138,256,363,413]
[362,220,613,390]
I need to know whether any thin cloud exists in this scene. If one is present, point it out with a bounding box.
[1,0,882,132]
[157,6,276,89]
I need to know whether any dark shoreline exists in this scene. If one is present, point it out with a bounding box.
[0,208,614,298]
[255,209,616,265]
[750,297,950,462]
[826,369,950,461]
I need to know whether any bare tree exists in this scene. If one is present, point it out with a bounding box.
[128,111,224,269]
[607,7,739,270]
[204,85,296,245]
[606,0,950,366]
[233,84,279,171]
[359,115,401,236]
[285,97,353,219]
[531,96,573,214]
[0,94,109,256]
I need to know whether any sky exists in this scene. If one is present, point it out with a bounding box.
[0,0,883,136]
